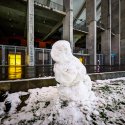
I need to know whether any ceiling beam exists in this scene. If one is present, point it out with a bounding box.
[35,7,64,22]
[42,21,62,41]
[34,15,58,26]
[0,0,27,12]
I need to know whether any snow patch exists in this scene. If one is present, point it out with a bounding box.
[0,78,125,124]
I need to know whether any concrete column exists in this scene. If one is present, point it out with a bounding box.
[2,46,5,79]
[26,0,35,78]
[111,0,121,65]
[121,0,125,64]
[101,0,111,65]
[63,0,73,51]
[2,46,5,66]
[86,0,97,65]
[27,0,34,66]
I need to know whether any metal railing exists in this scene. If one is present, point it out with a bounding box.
[50,1,64,12]
[34,0,65,12]
[35,48,53,65]
[97,20,105,29]
[74,53,90,65]
[0,45,123,81]
[73,19,88,32]
[0,45,119,67]
[0,45,90,80]
[86,65,125,73]
[121,57,125,65]
[97,54,104,65]
[73,47,88,54]
[0,45,90,66]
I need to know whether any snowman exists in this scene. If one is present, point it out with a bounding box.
[51,40,94,102]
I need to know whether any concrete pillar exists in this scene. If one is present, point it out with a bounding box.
[63,0,73,51]
[26,0,35,78]
[2,46,5,66]
[101,0,111,65]
[86,0,97,65]
[2,46,6,79]
[111,0,121,65]
[121,0,125,64]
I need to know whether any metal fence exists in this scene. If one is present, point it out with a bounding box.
[0,45,90,66]
[0,45,90,80]
[34,0,64,12]
[35,48,53,65]
[74,53,90,65]
[97,21,105,29]
[97,54,104,65]
[86,65,125,73]
[73,19,88,32]
[121,57,125,65]
[0,45,124,81]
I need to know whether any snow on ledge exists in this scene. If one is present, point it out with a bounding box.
[0,76,55,83]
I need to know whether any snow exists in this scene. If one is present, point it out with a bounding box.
[0,77,125,124]
[0,76,54,83]
[96,77,125,84]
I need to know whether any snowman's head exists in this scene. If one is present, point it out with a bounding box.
[51,40,72,63]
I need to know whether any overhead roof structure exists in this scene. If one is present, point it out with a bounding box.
[0,0,102,40]
[0,0,65,38]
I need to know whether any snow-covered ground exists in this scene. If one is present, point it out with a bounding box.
[0,77,125,125]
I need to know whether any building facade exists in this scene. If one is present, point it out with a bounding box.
[0,0,125,80]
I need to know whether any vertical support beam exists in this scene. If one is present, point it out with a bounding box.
[2,46,5,79]
[2,45,5,66]
[26,0,35,78]
[121,0,125,64]
[86,0,97,65]
[27,0,34,66]
[101,0,111,65]
[111,0,121,65]
[63,0,73,51]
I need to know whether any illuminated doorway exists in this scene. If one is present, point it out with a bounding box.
[8,53,22,79]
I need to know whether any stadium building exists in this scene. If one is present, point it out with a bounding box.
[0,0,125,80]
